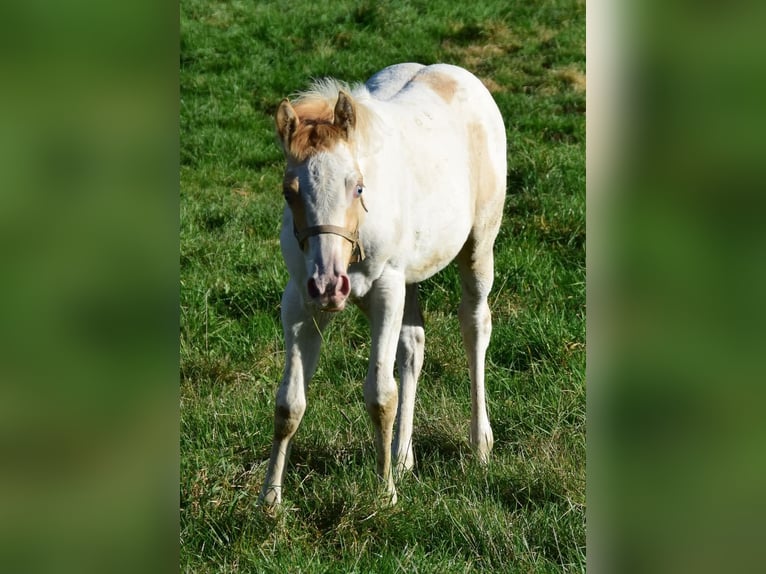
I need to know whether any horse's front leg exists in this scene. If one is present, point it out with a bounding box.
[362,270,406,505]
[393,283,425,475]
[259,280,328,507]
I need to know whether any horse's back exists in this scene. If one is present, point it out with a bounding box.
[401,65,506,230]
[415,65,507,240]
[408,64,506,166]
[363,64,506,282]
[366,63,425,100]
[381,64,506,196]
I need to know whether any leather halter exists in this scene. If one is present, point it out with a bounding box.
[293,224,365,263]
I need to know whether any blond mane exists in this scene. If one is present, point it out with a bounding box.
[286,78,381,160]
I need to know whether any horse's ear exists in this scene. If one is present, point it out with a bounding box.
[275,98,298,150]
[334,90,356,139]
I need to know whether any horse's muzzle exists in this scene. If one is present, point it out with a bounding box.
[307,273,350,311]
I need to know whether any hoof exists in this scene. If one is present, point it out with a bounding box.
[258,485,281,508]
[394,451,415,477]
[381,488,398,507]
[471,425,494,464]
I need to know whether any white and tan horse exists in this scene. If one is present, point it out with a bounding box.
[259,63,506,506]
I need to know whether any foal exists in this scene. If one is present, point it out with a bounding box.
[259,63,506,506]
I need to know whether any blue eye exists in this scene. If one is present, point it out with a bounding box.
[355,184,364,196]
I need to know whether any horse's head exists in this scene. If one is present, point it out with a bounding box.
[275,90,367,312]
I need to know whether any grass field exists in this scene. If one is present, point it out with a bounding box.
[180,0,585,571]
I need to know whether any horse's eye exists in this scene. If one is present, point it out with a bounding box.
[355,184,364,196]
[284,178,299,203]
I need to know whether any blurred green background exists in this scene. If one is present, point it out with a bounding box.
[0,2,178,573]
[590,1,766,572]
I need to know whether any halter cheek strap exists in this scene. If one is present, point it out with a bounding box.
[293,224,365,263]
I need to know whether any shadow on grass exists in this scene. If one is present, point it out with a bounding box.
[410,425,468,465]
[260,420,479,479]
[243,426,568,515]
[487,465,568,511]
[289,441,370,476]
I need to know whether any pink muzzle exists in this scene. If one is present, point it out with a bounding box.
[293,224,364,311]
[306,273,350,311]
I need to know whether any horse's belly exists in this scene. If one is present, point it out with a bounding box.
[405,258,454,283]
[402,226,469,283]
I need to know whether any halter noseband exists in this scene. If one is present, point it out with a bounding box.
[293,224,366,263]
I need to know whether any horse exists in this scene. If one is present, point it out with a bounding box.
[259,63,506,506]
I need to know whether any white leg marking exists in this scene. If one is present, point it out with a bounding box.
[362,270,406,505]
[393,284,425,475]
[458,245,495,464]
[259,281,329,507]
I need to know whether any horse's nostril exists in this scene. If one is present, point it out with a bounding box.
[307,278,321,299]
[338,274,350,297]
[308,275,349,302]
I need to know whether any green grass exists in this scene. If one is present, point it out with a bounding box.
[180,0,585,571]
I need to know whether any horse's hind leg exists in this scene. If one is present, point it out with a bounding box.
[393,283,425,475]
[457,235,496,463]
